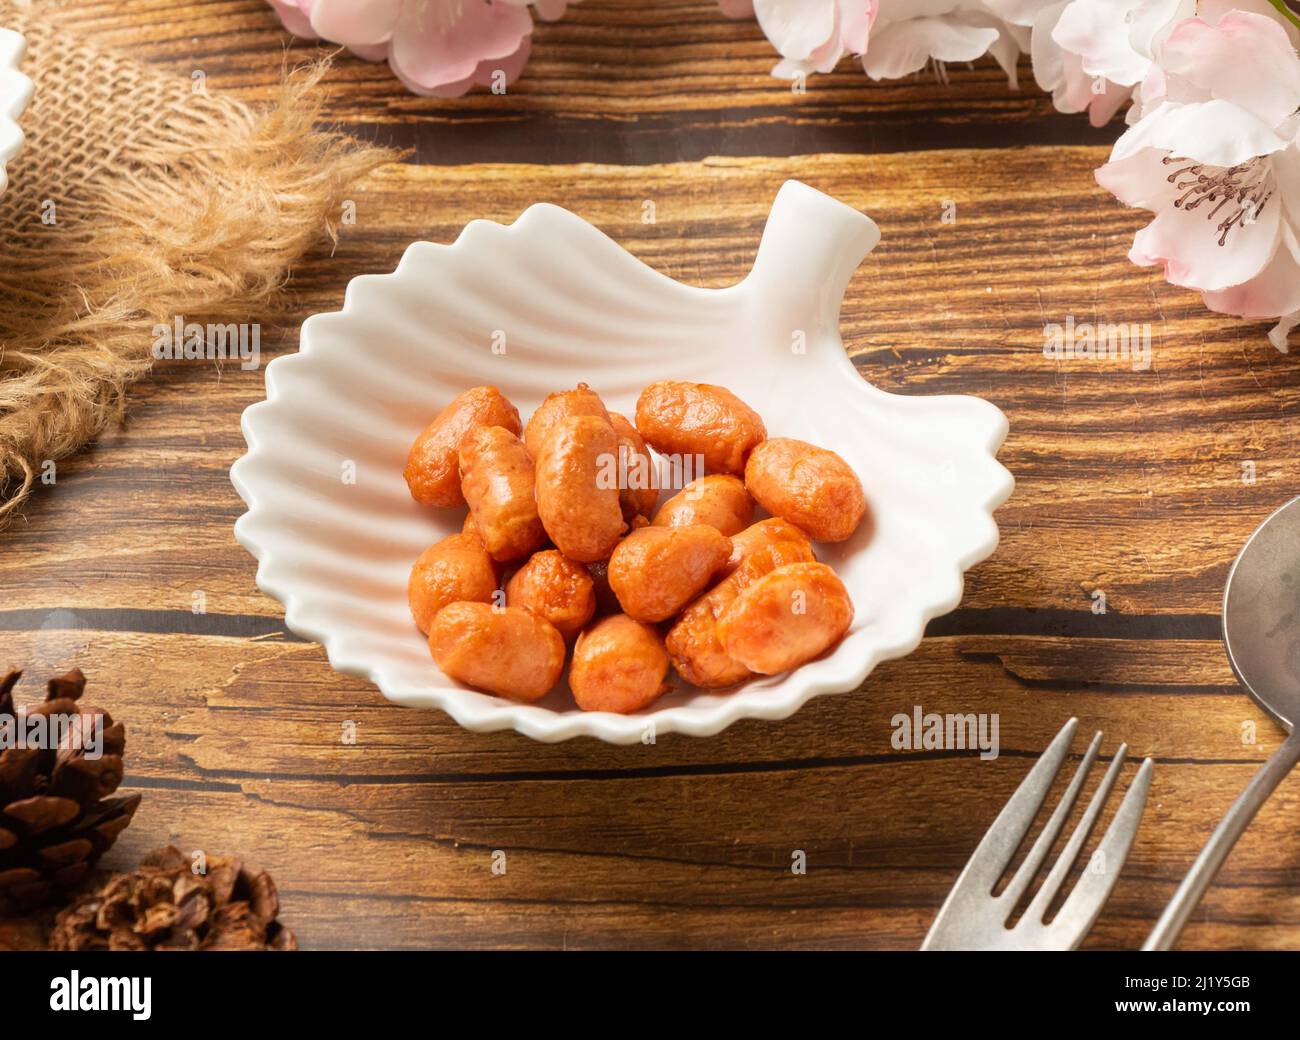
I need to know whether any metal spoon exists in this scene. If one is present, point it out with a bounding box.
[1144,496,1300,950]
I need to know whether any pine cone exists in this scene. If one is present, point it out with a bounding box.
[0,668,140,914]
[50,845,297,951]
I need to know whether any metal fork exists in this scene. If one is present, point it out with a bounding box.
[922,718,1154,950]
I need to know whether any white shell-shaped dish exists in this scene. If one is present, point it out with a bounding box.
[231,181,1013,743]
[0,28,31,199]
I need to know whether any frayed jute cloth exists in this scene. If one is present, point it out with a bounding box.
[0,1,393,523]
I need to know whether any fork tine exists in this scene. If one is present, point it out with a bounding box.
[945,717,1079,894]
[1047,756,1154,949]
[999,730,1102,909]
[1023,743,1127,923]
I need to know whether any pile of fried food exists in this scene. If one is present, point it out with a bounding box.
[404,380,867,713]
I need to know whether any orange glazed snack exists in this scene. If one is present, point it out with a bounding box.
[523,383,607,460]
[505,550,596,640]
[458,425,546,562]
[716,562,853,675]
[665,536,815,688]
[634,380,766,476]
[570,615,670,713]
[407,533,498,634]
[721,517,811,578]
[652,474,753,537]
[429,602,565,702]
[404,386,521,508]
[535,414,626,563]
[743,437,866,543]
[607,525,732,622]
[607,411,659,520]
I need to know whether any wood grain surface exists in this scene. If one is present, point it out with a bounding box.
[3,0,1299,950]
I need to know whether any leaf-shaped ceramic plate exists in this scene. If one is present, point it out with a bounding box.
[232,181,1013,743]
[0,28,31,199]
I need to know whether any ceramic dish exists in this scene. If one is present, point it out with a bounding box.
[0,28,31,199]
[231,180,1013,743]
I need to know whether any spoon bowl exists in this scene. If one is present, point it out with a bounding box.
[1223,495,1300,732]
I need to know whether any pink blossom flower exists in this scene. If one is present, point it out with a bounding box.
[1051,0,1184,92]
[722,0,1020,84]
[266,0,579,97]
[747,0,876,77]
[985,0,1134,125]
[865,1,1020,82]
[1095,9,1300,349]
[1047,0,1294,122]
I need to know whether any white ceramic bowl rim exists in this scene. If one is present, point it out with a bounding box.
[231,181,1014,743]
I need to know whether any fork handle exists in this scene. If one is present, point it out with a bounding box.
[1143,731,1300,951]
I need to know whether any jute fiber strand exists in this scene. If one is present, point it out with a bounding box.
[0,0,394,523]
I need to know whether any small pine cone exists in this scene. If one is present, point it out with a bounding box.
[50,845,297,951]
[0,668,140,914]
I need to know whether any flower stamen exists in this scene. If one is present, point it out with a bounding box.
[1161,154,1275,246]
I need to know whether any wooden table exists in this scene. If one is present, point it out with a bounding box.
[4,0,1299,950]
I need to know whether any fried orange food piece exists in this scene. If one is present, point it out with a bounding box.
[523,383,608,460]
[716,561,853,674]
[458,425,546,562]
[607,524,732,622]
[429,602,565,702]
[743,437,866,543]
[404,386,521,508]
[652,474,753,537]
[634,380,766,476]
[665,536,815,688]
[535,414,626,563]
[505,549,596,640]
[607,411,659,520]
[570,614,670,713]
[720,517,811,578]
[407,533,498,634]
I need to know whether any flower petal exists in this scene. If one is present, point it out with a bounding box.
[1052,0,1171,86]
[309,0,401,45]
[1202,223,1300,318]
[1274,131,1300,229]
[1161,11,1300,128]
[267,0,318,38]
[980,0,1043,28]
[1095,149,1181,210]
[532,0,578,21]
[753,0,838,62]
[837,0,875,54]
[984,19,1021,89]
[1086,78,1134,127]
[1126,0,1195,61]
[1110,99,1290,168]
[388,0,534,93]
[1032,4,1091,109]
[1128,180,1281,291]
[1268,311,1297,353]
[862,17,999,80]
[389,35,534,98]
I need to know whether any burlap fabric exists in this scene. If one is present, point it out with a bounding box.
[0,0,392,522]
